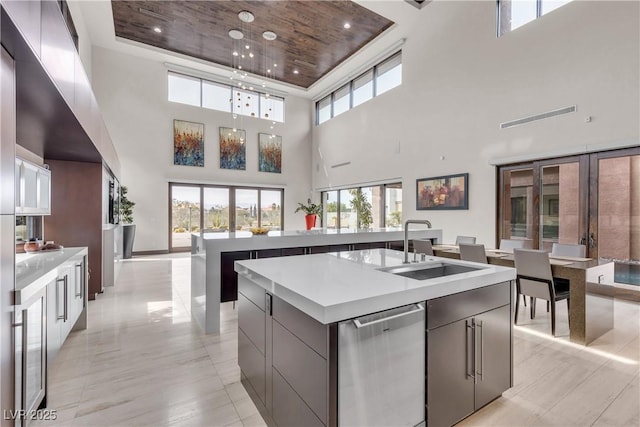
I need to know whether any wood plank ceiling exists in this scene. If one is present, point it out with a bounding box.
[111,1,394,88]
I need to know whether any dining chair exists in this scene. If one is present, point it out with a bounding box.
[513,249,570,336]
[499,239,533,251]
[455,236,476,245]
[551,243,587,258]
[412,239,434,256]
[459,243,487,264]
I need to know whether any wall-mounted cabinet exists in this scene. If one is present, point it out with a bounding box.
[15,158,50,216]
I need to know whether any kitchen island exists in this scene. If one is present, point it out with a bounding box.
[191,228,443,334]
[235,249,516,427]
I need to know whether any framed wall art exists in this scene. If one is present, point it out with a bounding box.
[219,127,246,170]
[173,120,204,167]
[258,133,282,173]
[416,173,469,210]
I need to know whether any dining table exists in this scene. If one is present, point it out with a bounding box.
[432,244,615,345]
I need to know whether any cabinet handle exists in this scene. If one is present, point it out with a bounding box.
[75,264,82,297]
[21,307,28,412]
[353,304,424,328]
[265,293,272,316]
[465,320,475,381]
[476,320,484,381]
[63,275,68,321]
[56,277,65,320]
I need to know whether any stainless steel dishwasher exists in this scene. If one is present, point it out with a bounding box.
[338,303,425,427]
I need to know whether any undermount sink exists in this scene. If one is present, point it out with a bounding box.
[378,262,482,281]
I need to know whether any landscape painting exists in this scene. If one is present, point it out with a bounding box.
[258,133,282,173]
[416,173,469,210]
[219,127,246,170]
[173,120,204,167]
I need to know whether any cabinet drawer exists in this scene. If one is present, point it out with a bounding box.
[273,368,325,427]
[238,329,266,405]
[273,321,327,424]
[427,282,511,330]
[238,293,265,355]
[238,276,266,311]
[272,296,328,358]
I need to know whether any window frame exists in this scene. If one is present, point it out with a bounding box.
[168,71,285,123]
[169,182,284,252]
[497,0,573,36]
[315,51,402,125]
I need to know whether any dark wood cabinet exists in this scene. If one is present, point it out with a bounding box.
[221,251,251,303]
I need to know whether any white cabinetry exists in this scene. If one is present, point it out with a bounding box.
[15,158,51,215]
[46,254,86,362]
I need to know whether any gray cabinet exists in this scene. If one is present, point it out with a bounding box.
[237,276,333,427]
[426,282,512,427]
[1,0,42,57]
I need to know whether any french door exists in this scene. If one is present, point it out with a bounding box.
[498,147,639,263]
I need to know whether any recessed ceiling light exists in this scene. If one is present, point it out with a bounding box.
[229,29,244,40]
[293,69,299,74]
[262,31,277,41]
[153,27,162,33]
[343,22,351,29]
[238,11,255,23]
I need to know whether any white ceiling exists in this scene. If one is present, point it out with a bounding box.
[74,0,424,99]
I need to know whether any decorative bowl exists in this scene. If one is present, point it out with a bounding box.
[250,227,270,236]
[23,240,43,253]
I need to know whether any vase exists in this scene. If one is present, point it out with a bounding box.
[304,214,317,230]
[122,224,136,259]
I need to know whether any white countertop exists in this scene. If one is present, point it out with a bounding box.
[199,227,406,240]
[235,249,516,324]
[15,247,87,305]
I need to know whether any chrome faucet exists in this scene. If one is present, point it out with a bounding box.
[403,219,432,264]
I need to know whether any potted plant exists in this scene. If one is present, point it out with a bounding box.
[295,198,322,230]
[120,185,136,259]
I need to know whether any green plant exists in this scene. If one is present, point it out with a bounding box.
[349,189,373,229]
[295,198,322,216]
[120,185,135,224]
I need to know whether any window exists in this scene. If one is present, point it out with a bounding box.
[333,84,351,117]
[375,53,402,96]
[315,51,402,125]
[498,0,574,36]
[168,72,285,123]
[203,81,231,112]
[168,73,201,107]
[353,70,374,107]
[322,182,402,229]
[317,96,332,125]
[169,183,284,251]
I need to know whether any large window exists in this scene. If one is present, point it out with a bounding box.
[498,0,574,36]
[170,183,284,251]
[316,52,402,125]
[168,72,285,123]
[322,182,402,229]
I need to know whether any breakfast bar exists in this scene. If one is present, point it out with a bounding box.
[190,228,443,334]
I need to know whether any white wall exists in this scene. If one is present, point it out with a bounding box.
[91,47,313,252]
[312,0,639,245]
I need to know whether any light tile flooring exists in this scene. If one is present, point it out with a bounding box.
[36,253,639,427]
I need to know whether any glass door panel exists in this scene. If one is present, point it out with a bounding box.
[588,155,640,285]
[540,162,580,251]
[235,189,258,231]
[324,191,338,229]
[203,188,229,232]
[361,186,383,229]
[385,183,403,227]
[171,185,201,250]
[339,189,357,229]
[501,168,535,246]
[260,190,282,230]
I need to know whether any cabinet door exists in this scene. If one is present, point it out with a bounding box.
[15,159,22,212]
[38,168,50,214]
[60,267,73,341]
[474,305,512,409]
[427,318,475,427]
[2,0,42,57]
[220,251,251,302]
[21,162,38,211]
[46,278,62,362]
[21,290,46,413]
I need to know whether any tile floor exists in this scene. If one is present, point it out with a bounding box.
[36,253,639,427]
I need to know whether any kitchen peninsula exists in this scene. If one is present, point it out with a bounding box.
[234,249,516,427]
[191,228,443,334]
